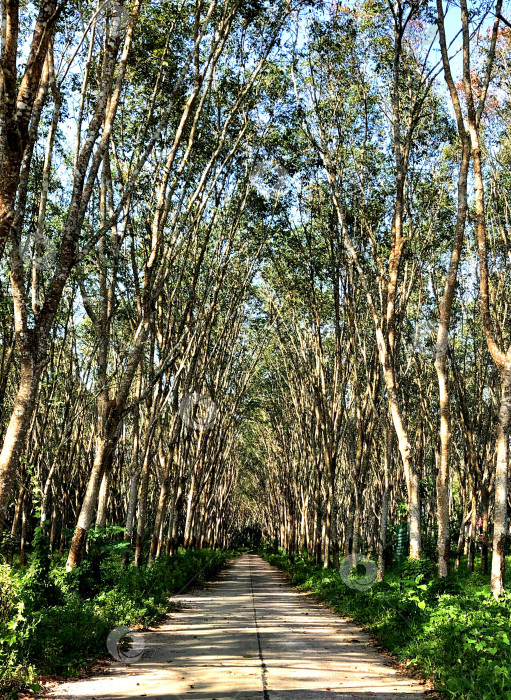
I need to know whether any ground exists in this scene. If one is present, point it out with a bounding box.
[48,554,434,699]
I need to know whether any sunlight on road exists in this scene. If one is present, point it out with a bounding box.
[50,555,430,700]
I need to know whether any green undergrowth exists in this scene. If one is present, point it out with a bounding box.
[0,527,236,696]
[261,549,511,700]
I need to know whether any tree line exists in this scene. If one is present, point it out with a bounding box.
[0,0,510,601]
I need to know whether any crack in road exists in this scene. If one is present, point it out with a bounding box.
[49,554,431,700]
[248,557,270,700]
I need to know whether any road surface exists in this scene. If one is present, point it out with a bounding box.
[50,554,431,699]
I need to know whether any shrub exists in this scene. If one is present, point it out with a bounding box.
[24,597,109,675]
[0,546,236,695]
[0,564,19,624]
[399,557,437,586]
[20,528,63,612]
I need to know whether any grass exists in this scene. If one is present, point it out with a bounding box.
[260,548,511,700]
[0,527,236,696]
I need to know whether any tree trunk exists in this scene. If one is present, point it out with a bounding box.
[40,463,56,535]
[388,395,421,558]
[435,0,470,579]
[148,471,170,565]
[0,354,40,538]
[323,457,335,567]
[331,496,339,569]
[49,505,58,553]
[122,468,140,566]
[134,449,151,567]
[459,0,507,596]
[183,471,196,549]
[19,493,29,566]
[467,484,477,573]
[9,485,25,562]
[166,478,183,555]
[491,367,511,597]
[66,434,112,570]
[480,480,490,574]
[455,507,470,571]
[95,469,110,529]
[351,507,361,566]
[377,428,391,581]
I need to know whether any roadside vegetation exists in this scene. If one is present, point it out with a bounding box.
[0,529,234,695]
[262,547,511,700]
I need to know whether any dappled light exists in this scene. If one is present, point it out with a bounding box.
[0,0,510,698]
[50,556,427,699]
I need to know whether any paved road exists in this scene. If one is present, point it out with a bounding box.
[50,554,429,700]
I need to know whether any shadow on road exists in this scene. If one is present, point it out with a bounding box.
[50,554,429,700]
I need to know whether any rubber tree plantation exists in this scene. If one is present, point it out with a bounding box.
[0,1,510,699]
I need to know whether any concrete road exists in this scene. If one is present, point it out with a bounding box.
[50,553,430,700]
